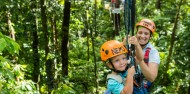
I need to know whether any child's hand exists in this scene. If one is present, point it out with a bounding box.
[127,66,135,76]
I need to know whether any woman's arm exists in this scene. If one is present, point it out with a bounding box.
[138,60,159,82]
[124,36,159,82]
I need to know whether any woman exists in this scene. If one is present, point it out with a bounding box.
[124,19,160,94]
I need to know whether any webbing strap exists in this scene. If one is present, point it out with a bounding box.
[144,47,151,65]
[107,73,123,83]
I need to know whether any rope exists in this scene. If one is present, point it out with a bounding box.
[124,0,144,89]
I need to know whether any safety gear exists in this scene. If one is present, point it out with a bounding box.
[136,19,156,33]
[100,40,128,62]
[144,47,151,65]
[133,47,153,93]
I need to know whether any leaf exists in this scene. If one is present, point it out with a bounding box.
[58,0,64,5]
[0,38,7,52]
[11,41,20,54]
[21,64,27,68]
[26,84,32,90]
[2,35,20,55]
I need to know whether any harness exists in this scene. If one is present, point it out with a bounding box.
[133,47,152,90]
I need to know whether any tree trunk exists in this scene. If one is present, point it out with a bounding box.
[46,59,54,92]
[82,9,90,93]
[155,0,161,9]
[93,0,98,93]
[141,0,144,9]
[31,0,40,86]
[40,0,51,93]
[7,12,15,41]
[84,10,90,61]
[7,9,18,82]
[162,0,182,85]
[188,82,190,94]
[50,16,58,54]
[40,0,49,58]
[61,1,71,76]
[50,15,59,87]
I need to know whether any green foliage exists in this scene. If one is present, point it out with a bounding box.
[0,33,38,93]
[52,82,75,94]
[0,32,20,55]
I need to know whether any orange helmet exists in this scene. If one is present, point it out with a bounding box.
[100,40,128,62]
[136,19,156,33]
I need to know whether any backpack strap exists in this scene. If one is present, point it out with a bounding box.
[144,47,151,65]
[107,73,123,83]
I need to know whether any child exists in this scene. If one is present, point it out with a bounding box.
[100,40,135,94]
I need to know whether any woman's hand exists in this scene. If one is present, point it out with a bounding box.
[123,35,140,47]
[128,35,140,46]
[127,35,143,62]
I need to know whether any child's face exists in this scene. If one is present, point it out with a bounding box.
[136,27,151,45]
[110,54,128,71]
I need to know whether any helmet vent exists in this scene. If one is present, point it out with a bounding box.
[153,26,155,29]
[102,48,104,51]
[105,50,109,55]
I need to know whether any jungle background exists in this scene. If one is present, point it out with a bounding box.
[0,0,190,94]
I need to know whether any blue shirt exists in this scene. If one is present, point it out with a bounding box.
[107,71,127,94]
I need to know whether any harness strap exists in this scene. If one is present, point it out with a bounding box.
[105,73,123,94]
[144,47,151,65]
[133,79,139,87]
[143,47,153,90]
[107,73,123,83]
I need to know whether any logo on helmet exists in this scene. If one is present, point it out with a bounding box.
[142,20,155,30]
[143,21,151,26]
[111,47,125,55]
